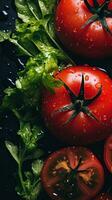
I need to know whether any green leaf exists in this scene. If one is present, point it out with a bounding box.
[38,0,57,16]
[0,31,11,42]
[18,123,44,151]
[5,141,19,164]
[15,0,36,22]
[42,74,63,92]
[24,149,44,161]
[32,160,43,175]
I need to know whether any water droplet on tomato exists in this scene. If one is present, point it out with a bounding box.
[90,38,93,42]
[108,143,112,150]
[84,14,87,20]
[103,115,107,121]
[73,29,77,33]
[95,82,101,89]
[60,20,63,24]
[57,26,61,32]
[85,75,89,81]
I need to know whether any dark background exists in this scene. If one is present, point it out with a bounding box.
[0,0,21,199]
[0,0,112,200]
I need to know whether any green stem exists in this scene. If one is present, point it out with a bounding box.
[18,160,26,192]
[45,27,76,65]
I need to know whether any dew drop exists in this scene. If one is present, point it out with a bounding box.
[57,26,61,32]
[85,75,89,81]
[0,10,9,21]
[92,67,96,71]
[7,78,15,86]
[95,82,101,89]
[60,20,63,24]
[73,29,77,33]
[4,5,9,10]
[108,143,112,150]
[103,115,107,121]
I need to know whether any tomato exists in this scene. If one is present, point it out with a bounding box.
[41,147,104,200]
[55,0,112,59]
[42,66,112,145]
[104,135,112,173]
[95,193,112,200]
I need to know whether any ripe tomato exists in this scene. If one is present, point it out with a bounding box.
[95,193,112,200]
[42,66,112,145]
[104,135,112,173]
[55,0,112,59]
[41,147,104,200]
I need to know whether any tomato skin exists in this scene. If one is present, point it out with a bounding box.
[104,135,112,173]
[41,147,104,200]
[95,193,112,200]
[55,0,112,59]
[42,66,112,145]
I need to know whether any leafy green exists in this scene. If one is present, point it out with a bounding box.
[38,0,57,16]
[18,123,44,151]
[0,31,11,42]
[0,0,75,200]
[32,160,43,175]
[16,170,42,200]
[5,141,19,164]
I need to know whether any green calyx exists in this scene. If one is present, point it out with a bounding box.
[55,74,102,124]
[83,0,112,34]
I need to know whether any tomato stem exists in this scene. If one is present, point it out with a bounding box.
[54,74,101,124]
[83,0,112,35]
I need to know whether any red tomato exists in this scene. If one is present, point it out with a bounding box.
[41,147,104,200]
[55,0,112,59]
[42,66,112,145]
[95,193,112,200]
[104,135,112,173]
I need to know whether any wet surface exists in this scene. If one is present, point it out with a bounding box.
[0,0,112,200]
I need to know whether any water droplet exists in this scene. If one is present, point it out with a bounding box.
[7,78,15,86]
[0,10,9,21]
[73,29,77,33]
[95,82,101,89]
[53,104,56,108]
[108,143,112,150]
[4,5,9,10]
[7,63,11,67]
[103,115,107,121]
[84,14,87,20]
[57,26,61,32]
[85,75,89,81]
[60,20,63,24]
